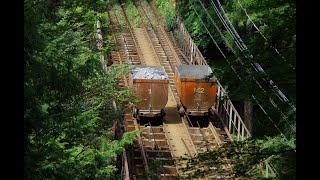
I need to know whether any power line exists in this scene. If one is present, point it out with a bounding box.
[211,0,296,113]
[194,0,296,132]
[196,0,239,55]
[208,0,245,52]
[210,0,248,52]
[188,0,294,139]
[236,0,296,71]
[188,1,227,59]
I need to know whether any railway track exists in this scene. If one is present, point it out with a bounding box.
[108,1,235,179]
[108,3,181,179]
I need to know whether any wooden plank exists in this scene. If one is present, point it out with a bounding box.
[237,113,240,141]
[123,150,130,180]
[209,122,223,146]
[241,125,244,140]
[228,104,232,133]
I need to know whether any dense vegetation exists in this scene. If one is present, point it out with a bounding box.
[179,136,295,179]
[153,0,176,29]
[154,0,296,178]
[175,0,296,135]
[24,0,139,178]
[25,0,296,178]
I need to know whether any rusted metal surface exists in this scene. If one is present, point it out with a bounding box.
[175,65,217,116]
[129,66,169,116]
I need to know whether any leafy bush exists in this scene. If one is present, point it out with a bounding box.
[154,0,176,30]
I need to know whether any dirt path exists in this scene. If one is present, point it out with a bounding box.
[133,28,159,66]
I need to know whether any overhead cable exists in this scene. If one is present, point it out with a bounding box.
[236,0,296,71]
[194,0,296,132]
[212,0,296,113]
[188,0,295,139]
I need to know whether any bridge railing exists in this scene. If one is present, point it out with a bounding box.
[96,19,108,71]
[173,15,277,178]
[176,17,207,65]
[215,81,251,140]
[216,81,277,178]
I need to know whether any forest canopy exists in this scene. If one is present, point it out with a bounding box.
[24,0,138,178]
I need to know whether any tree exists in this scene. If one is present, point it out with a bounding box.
[24,0,138,178]
[176,0,295,136]
[180,136,296,179]
[173,0,296,178]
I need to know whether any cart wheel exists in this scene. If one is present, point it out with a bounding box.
[178,106,184,117]
[160,109,166,117]
[132,106,138,118]
[177,102,182,111]
[207,108,213,116]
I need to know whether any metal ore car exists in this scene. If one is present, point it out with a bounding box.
[129,66,169,118]
[174,65,217,116]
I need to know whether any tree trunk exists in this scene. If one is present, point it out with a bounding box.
[244,99,253,134]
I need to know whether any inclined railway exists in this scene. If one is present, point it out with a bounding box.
[105,0,270,179]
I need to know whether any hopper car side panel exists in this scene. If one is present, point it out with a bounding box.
[150,81,168,110]
[179,78,216,112]
[129,66,169,117]
[174,65,217,116]
[132,79,169,116]
[133,80,152,111]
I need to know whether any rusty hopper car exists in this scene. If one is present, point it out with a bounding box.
[174,65,217,116]
[129,66,169,118]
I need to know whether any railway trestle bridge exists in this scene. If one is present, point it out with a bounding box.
[96,0,278,179]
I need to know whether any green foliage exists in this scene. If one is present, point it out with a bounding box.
[257,136,296,179]
[24,0,138,179]
[223,0,296,98]
[177,0,296,155]
[177,0,295,105]
[177,0,230,53]
[154,0,176,30]
[96,0,110,12]
[125,0,142,28]
[181,136,295,179]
